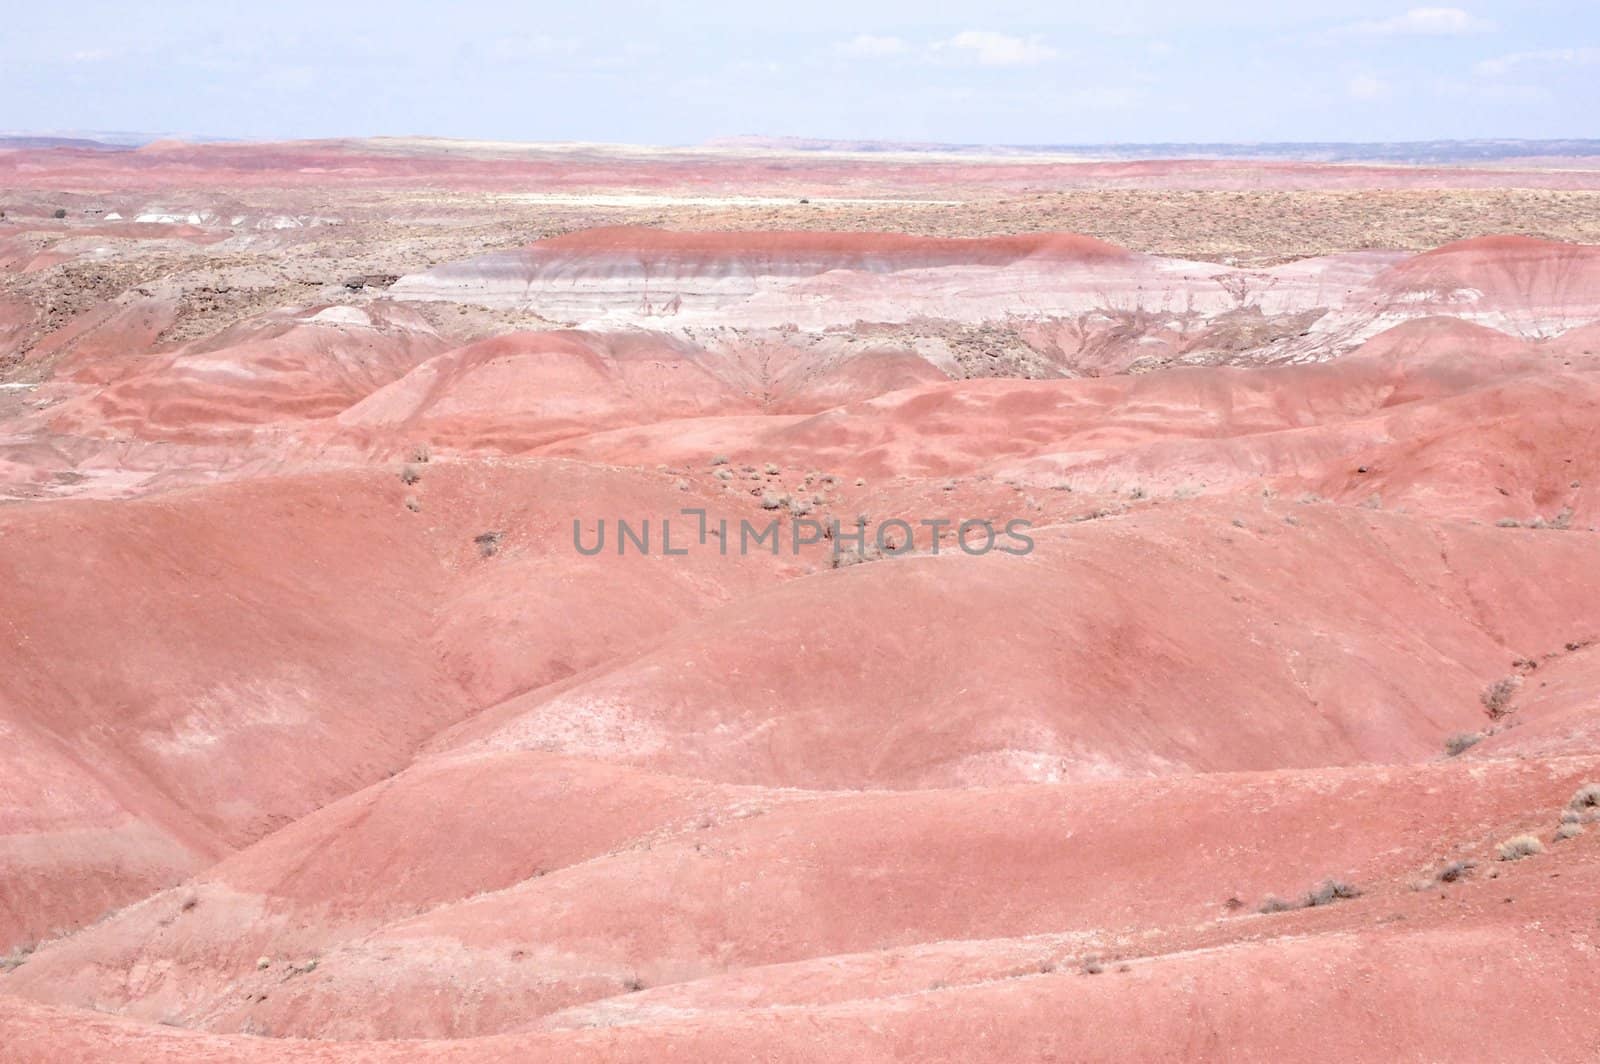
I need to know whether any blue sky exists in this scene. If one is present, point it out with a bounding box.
[4,1,1597,144]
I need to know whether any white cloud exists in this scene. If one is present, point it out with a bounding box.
[68,48,114,63]
[940,30,1059,67]
[1346,7,1493,36]
[1475,46,1600,77]
[834,34,910,59]
[1347,74,1390,99]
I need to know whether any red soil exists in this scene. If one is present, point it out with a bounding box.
[3,164,1600,1060]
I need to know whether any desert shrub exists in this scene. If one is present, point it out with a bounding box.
[1497,834,1544,861]
[759,492,782,510]
[710,455,729,466]
[763,463,780,475]
[623,975,645,992]
[1304,879,1361,907]
[1434,860,1475,884]
[1261,878,1361,913]
[409,442,431,464]
[832,544,885,569]
[1480,677,1519,719]
[0,942,37,971]
[1080,956,1104,975]
[1494,518,1522,528]
[404,496,421,513]
[474,531,504,557]
[1568,784,1600,811]
[1554,822,1584,841]
[1444,732,1483,757]
[399,464,422,485]
[52,208,66,219]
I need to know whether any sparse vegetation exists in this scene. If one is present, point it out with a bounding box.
[52,208,66,219]
[710,454,729,466]
[1444,731,1483,757]
[1497,834,1544,861]
[1,942,37,972]
[1568,783,1600,812]
[1259,878,1361,913]
[409,443,431,464]
[832,544,886,569]
[1554,822,1584,841]
[1304,879,1361,907]
[1480,677,1519,720]
[1433,860,1476,884]
[623,975,645,992]
[399,464,422,485]
[475,531,504,557]
[1080,956,1104,975]
[404,495,422,513]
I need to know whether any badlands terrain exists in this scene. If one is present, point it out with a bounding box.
[3,138,1600,1060]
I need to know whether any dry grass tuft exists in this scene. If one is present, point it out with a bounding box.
[1497,834,1544,861]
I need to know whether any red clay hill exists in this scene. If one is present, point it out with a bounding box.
[3,141,1600,1061]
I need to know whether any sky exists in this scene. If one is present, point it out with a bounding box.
[3,1,1597,145]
